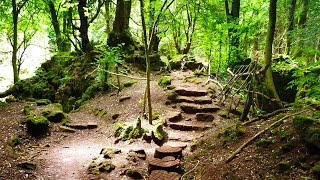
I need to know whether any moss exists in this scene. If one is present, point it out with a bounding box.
[158,75,172,88]
[89,160,115,174]
[42,109,65,123]
[311,161,320,176]
[277,161,291,173]
[223,124,245,142]
[167,85,176,90]
[167,91,179,102]
[123,80,137,87]
[293,115,315,135]
[23,106,32,116]
[81,83,103,102]
[114,122,124,137]
[256,138,273,148]
[152,112,161,120]
[36,99,51,105]
[153,120,166,141]
[26,115,50,136]
[7,136,22,148]
[208,85,216,93]
[305,127,320,149]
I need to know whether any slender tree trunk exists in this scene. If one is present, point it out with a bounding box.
[140,0,152,124]
[149,0,160,53]
[105,0,111,36]
[78,0,92,53]
[264,0,282,108]
[11,0,19,83]
[286,0,296,55]
[295,0,309,57]
[48,0,65,52]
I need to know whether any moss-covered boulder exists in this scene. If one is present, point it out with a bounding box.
[41,109,65,123]
[305,127,320,149]
[88,160,115,174]
[158,76,172,88]
[26,115,50,136]
[152,120,166,142]
[167,91,179,103]
[293,115,320,149]
[114,118,145,141]
[293,115,315,135]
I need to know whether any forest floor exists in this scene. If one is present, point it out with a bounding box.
[0,67,318,180]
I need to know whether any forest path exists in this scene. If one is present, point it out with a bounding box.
[0,69,229,180]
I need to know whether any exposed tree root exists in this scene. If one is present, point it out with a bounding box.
[226,109,310,163]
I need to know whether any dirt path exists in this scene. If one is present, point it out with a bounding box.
[0,70,229,180]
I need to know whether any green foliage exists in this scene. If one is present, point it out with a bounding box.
[26,115,50,136]
[311,161,320,176]
[23,105,32,116]
[158,75,172,88]
[223,124,245,142]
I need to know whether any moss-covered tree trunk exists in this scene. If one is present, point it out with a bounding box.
[12,0,19,83]
[264,0,282,108]
[108,0,133,47]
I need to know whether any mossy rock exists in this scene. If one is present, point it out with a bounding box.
[277,161,291,173]
[36,99,51,105]
[158,76,172,88]
[123,80,137,87]
[7,136,22,148]
[223,124,245,142]
[256,138,273,148]
[23,105,32,116]
[311,161,320,176]
[152,120,166,142]
[167,85,176,90]
[41,109,65,123]
[305,127,320,149]
[26,115,50,136]
[293,115,316,135]
[88,160,115,174]
[152,112,161,120]
[167,91,179,102]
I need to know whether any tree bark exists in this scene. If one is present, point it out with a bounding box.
[286,0,296,55]
[104,0,111,36]
[48,0,66,52]
[78,0,92,53]
[264,0,282,109]
[12,0,19,83]
[140,0,152,124]
[295,0,309,57]
[108,0,133,47]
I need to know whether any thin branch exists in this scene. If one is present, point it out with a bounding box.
[226,109,310,163]
[89,0,107,24]
[242,108,288,126]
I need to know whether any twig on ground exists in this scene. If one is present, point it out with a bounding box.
[225,109,310,163]
[242,108,288,126]
[180,160,200,179]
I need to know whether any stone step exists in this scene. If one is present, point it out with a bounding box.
[180,103,220,114]
[175,87,208,96]
[177,96,212,104]
[154,146,183,159]
[165,111,182,123]
[168,123,211,131]
[66,121,98,130]
[149,170,181,180]
[195,113,215,122]
[148,157,181,172]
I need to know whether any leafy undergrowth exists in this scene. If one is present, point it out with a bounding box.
[183,108,320,179]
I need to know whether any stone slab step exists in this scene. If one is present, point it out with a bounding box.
[195,113,215,122]
[66,121,98,129]
[165,111,182,122]
[168,123,211,131]
[154,146,183,159]
[148,157,180,172]
[180,103,220,114]
[177,96,212,104]
[149,170,181,180]
[175,87,208,96]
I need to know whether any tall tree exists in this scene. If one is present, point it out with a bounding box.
[264,0,282,108]
[108,0,133,47]
[286,0,296,55]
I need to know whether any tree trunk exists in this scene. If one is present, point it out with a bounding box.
[286,0,296,55]
[11,0,19,83]
[225,0,241,65]
[108,0,133,47]
[149,0,160,53]
[264,0,282,109]
[140,0,152,124]
[48,0,65,52]
[78,0,92,53]
[105,0,111,36]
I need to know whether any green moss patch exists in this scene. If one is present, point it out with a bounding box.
[123,80,137,87]
[36,99,51,106]
[88,160,115,174]
[26,115,50,136]
[42,109,65,123]
[158,75,172,88]
[256,138,273,148]
[223,124,245,142]
[114,118,145,141]
[7,136,22,148]
[167,91,179,103]
[152,120,166,141]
